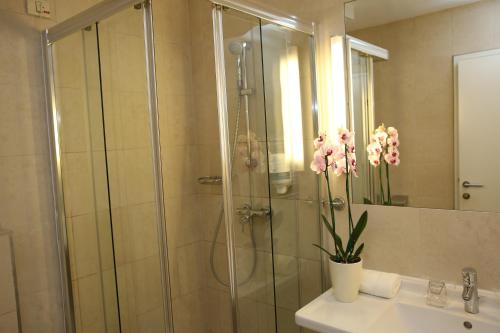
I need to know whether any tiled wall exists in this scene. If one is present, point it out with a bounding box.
[0,231,20,332]
[0,2,65,332]
[333,204,500,292]
[349,0,500,209]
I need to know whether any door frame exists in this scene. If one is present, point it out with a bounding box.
[453,48,500,210]
[42,1,173,332]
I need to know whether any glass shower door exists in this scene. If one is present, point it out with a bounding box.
[97,5,167,333]
[50,3,167,332]
[215,7,322,333]
[260,21,322,333]
[218,9,277,333]
[53,24,121,333]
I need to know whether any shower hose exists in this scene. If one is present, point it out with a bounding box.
[209,87,257,287]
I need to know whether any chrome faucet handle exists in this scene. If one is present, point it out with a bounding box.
[235,204,271,224]
[462,267,477,286]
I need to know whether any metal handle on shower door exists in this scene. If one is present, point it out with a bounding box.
[462,181,483,188]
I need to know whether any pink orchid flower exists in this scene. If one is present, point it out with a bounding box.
[387,126,398,139]
[384,153,400,166]
[313,132,327,149]
[310,150,328,174]
[368,154,381,167]
[338,127,353,145]
[387,137,399,148]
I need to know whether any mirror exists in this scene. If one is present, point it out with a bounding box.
[345,0,500,212]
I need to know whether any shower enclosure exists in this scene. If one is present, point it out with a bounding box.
[43,0,322,332]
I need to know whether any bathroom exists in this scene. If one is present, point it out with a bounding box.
[0,0,499,332]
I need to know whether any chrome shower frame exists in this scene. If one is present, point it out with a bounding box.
[41,0,173,332]
[211,1,319,332]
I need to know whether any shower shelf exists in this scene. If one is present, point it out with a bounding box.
[197,176,223,185]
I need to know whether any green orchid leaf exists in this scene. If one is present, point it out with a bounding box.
[321,214,335,239]
[352,243,364,258]
[313,243,335,261]
[346,211,368,254]
[347,256,362,264]
[334,232,346,259]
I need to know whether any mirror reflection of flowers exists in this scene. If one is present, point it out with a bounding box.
[366,124,400,205]
[310,129,367,264]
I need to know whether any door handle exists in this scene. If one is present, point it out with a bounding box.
[462,181,483,188]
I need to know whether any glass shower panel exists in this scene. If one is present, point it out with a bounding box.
[52,26,120,332]
[260,22,322,333]
[97,6,166,333]
[221,9,277,333]
[51,4,166,333]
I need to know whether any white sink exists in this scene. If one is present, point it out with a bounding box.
[295,276,500,333]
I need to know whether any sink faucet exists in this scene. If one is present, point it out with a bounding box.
[462,267,479,314]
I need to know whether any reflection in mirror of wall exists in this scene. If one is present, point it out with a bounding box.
[345,0,500,212]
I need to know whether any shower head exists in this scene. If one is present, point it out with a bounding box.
[228,41,250,55]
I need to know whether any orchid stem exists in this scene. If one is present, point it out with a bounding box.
[385,161,392,205]
[324,162,338,257]
[378,163,385,204]
[345,146,353,235]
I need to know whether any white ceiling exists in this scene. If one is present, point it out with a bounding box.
[345,0,481,31]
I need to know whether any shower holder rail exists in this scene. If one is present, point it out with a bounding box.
[198,176,223,185]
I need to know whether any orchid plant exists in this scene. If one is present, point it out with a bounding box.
[310,129,368,264]
[366,124,400,205]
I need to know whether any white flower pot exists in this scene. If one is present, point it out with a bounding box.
[329,259,363,302]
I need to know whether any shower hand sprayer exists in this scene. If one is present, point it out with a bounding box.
[199,39,271,287]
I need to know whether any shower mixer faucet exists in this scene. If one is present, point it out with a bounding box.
[236,203,271,224]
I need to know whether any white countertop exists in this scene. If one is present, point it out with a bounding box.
[295,276,500,333]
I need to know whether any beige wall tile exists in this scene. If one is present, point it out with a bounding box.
[131,256,164,315]
[171,291,204,333]
[271,199,299,257]
[18,288,64,333]
[71,214,100,278]
[78,274,106,330]
[136,307,165,333]
[274,255,300,311]
[120,149,156,205]
[124,202,160,262]
[13,225,60,295]
[298,259,322,306]
[174,242,204,296]
[0,311,20,333]
[0,234,17,317]
[297,200,321,261]
[0,84,47,157]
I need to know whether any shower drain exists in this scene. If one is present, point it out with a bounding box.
[463,321,473,329]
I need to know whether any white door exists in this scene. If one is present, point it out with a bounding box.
[455,49,500,212]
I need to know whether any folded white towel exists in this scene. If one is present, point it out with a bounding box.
[360,269,401,299]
